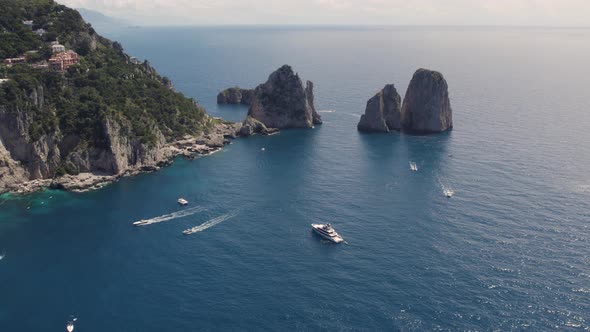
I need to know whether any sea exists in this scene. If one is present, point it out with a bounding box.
[1,26,590,331]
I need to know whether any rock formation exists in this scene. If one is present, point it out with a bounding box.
[238,116,279,137]
[217,87,254,105]
[357,84,402,133]
[247,65,322,129]
[401,68,453,133]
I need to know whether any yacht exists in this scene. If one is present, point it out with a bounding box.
[443,189,454,198]
[66,322,74,332]
[311,223,344,243]
[409,162,418,172]
[178,198,188,206]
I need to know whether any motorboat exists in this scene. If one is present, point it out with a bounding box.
[443,189,454,198]
[311,223,344,243]
[66,322,74,332]
[409,162,418,172]
[132,220,149,226]
[178,198,188,206]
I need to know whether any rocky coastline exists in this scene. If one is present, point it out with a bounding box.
[1,122,241,195]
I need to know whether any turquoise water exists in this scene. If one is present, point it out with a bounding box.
[1,26,590,331]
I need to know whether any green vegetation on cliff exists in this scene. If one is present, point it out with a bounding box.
[0,0,209,147]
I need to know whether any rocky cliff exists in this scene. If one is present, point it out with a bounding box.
[246,65,322,130]
[217,87,254,105]
[401,69,453,133]
[357,84,402,133]
[0,84,239,194]
[0,1,240,194]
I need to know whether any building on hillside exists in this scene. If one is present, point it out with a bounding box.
[32,62,49,69]
[3,57,26,66]
[0,79,11,85]
[22,20,34,28]
[50,40,59,46]
[52,44,66,53]
[34,28,46,36]
[49,50,79,71]
[129,57,141,65]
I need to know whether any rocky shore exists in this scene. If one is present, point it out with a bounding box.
[2,122,241,195]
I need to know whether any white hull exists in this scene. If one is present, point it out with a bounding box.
[311,224,344,243]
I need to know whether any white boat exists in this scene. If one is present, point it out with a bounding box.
[260,147,266,151]
[0,251,5,260]
[132,220,149,226]
[178,198,188,206]
[66,322,74,332]
[443,189,454,198]
[311,223,344,243]
[409,162,418,172]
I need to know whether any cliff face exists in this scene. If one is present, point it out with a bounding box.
[247,65,322,129]
[217,87,254,105]
[0,87,176,193]
[401,69,453,133]
[357,84,402,133]
[0,1,227,194]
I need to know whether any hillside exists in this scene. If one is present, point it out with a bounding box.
[0,0,232,193]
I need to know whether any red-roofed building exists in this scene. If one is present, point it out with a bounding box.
[49,50,79,71]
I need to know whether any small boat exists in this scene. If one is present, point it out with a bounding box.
[178,198,188,206]
[182,229,193,235]
[66,322,74,332]
[0,251,5,260]
[443,189,454,198]
[311,223,344,243]
[133,220,149,226]
[409,162,418,172]
[260,147,266,151]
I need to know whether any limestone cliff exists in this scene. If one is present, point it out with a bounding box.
[247,65,322,129]
[401,69,453,133]
[357,84,402,133]
[217,87,254,105]
[0,88,238,194]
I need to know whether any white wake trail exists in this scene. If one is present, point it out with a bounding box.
[133,206,207,226]
[183,211,238,235]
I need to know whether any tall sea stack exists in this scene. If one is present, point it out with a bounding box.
[247,65,322,129]
[357,84,402,133]
[401,69,453,133]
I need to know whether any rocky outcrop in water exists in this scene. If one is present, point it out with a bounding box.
[217,87,254,105]
[247,65,322,129]
[238,116,280,137]
[357,84,402,133]
[401,69,453,133]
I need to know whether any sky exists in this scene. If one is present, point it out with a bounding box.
[57,0,590,26]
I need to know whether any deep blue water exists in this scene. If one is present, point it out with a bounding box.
[1,26,590,331]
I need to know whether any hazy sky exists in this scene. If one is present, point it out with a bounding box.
[58,0,590,26]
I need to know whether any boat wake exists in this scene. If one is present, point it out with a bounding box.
[183,211,238,235]
[437,176,454,198]
[133,206,207,227]
[318,109,336,113]
[0,250,5,261]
